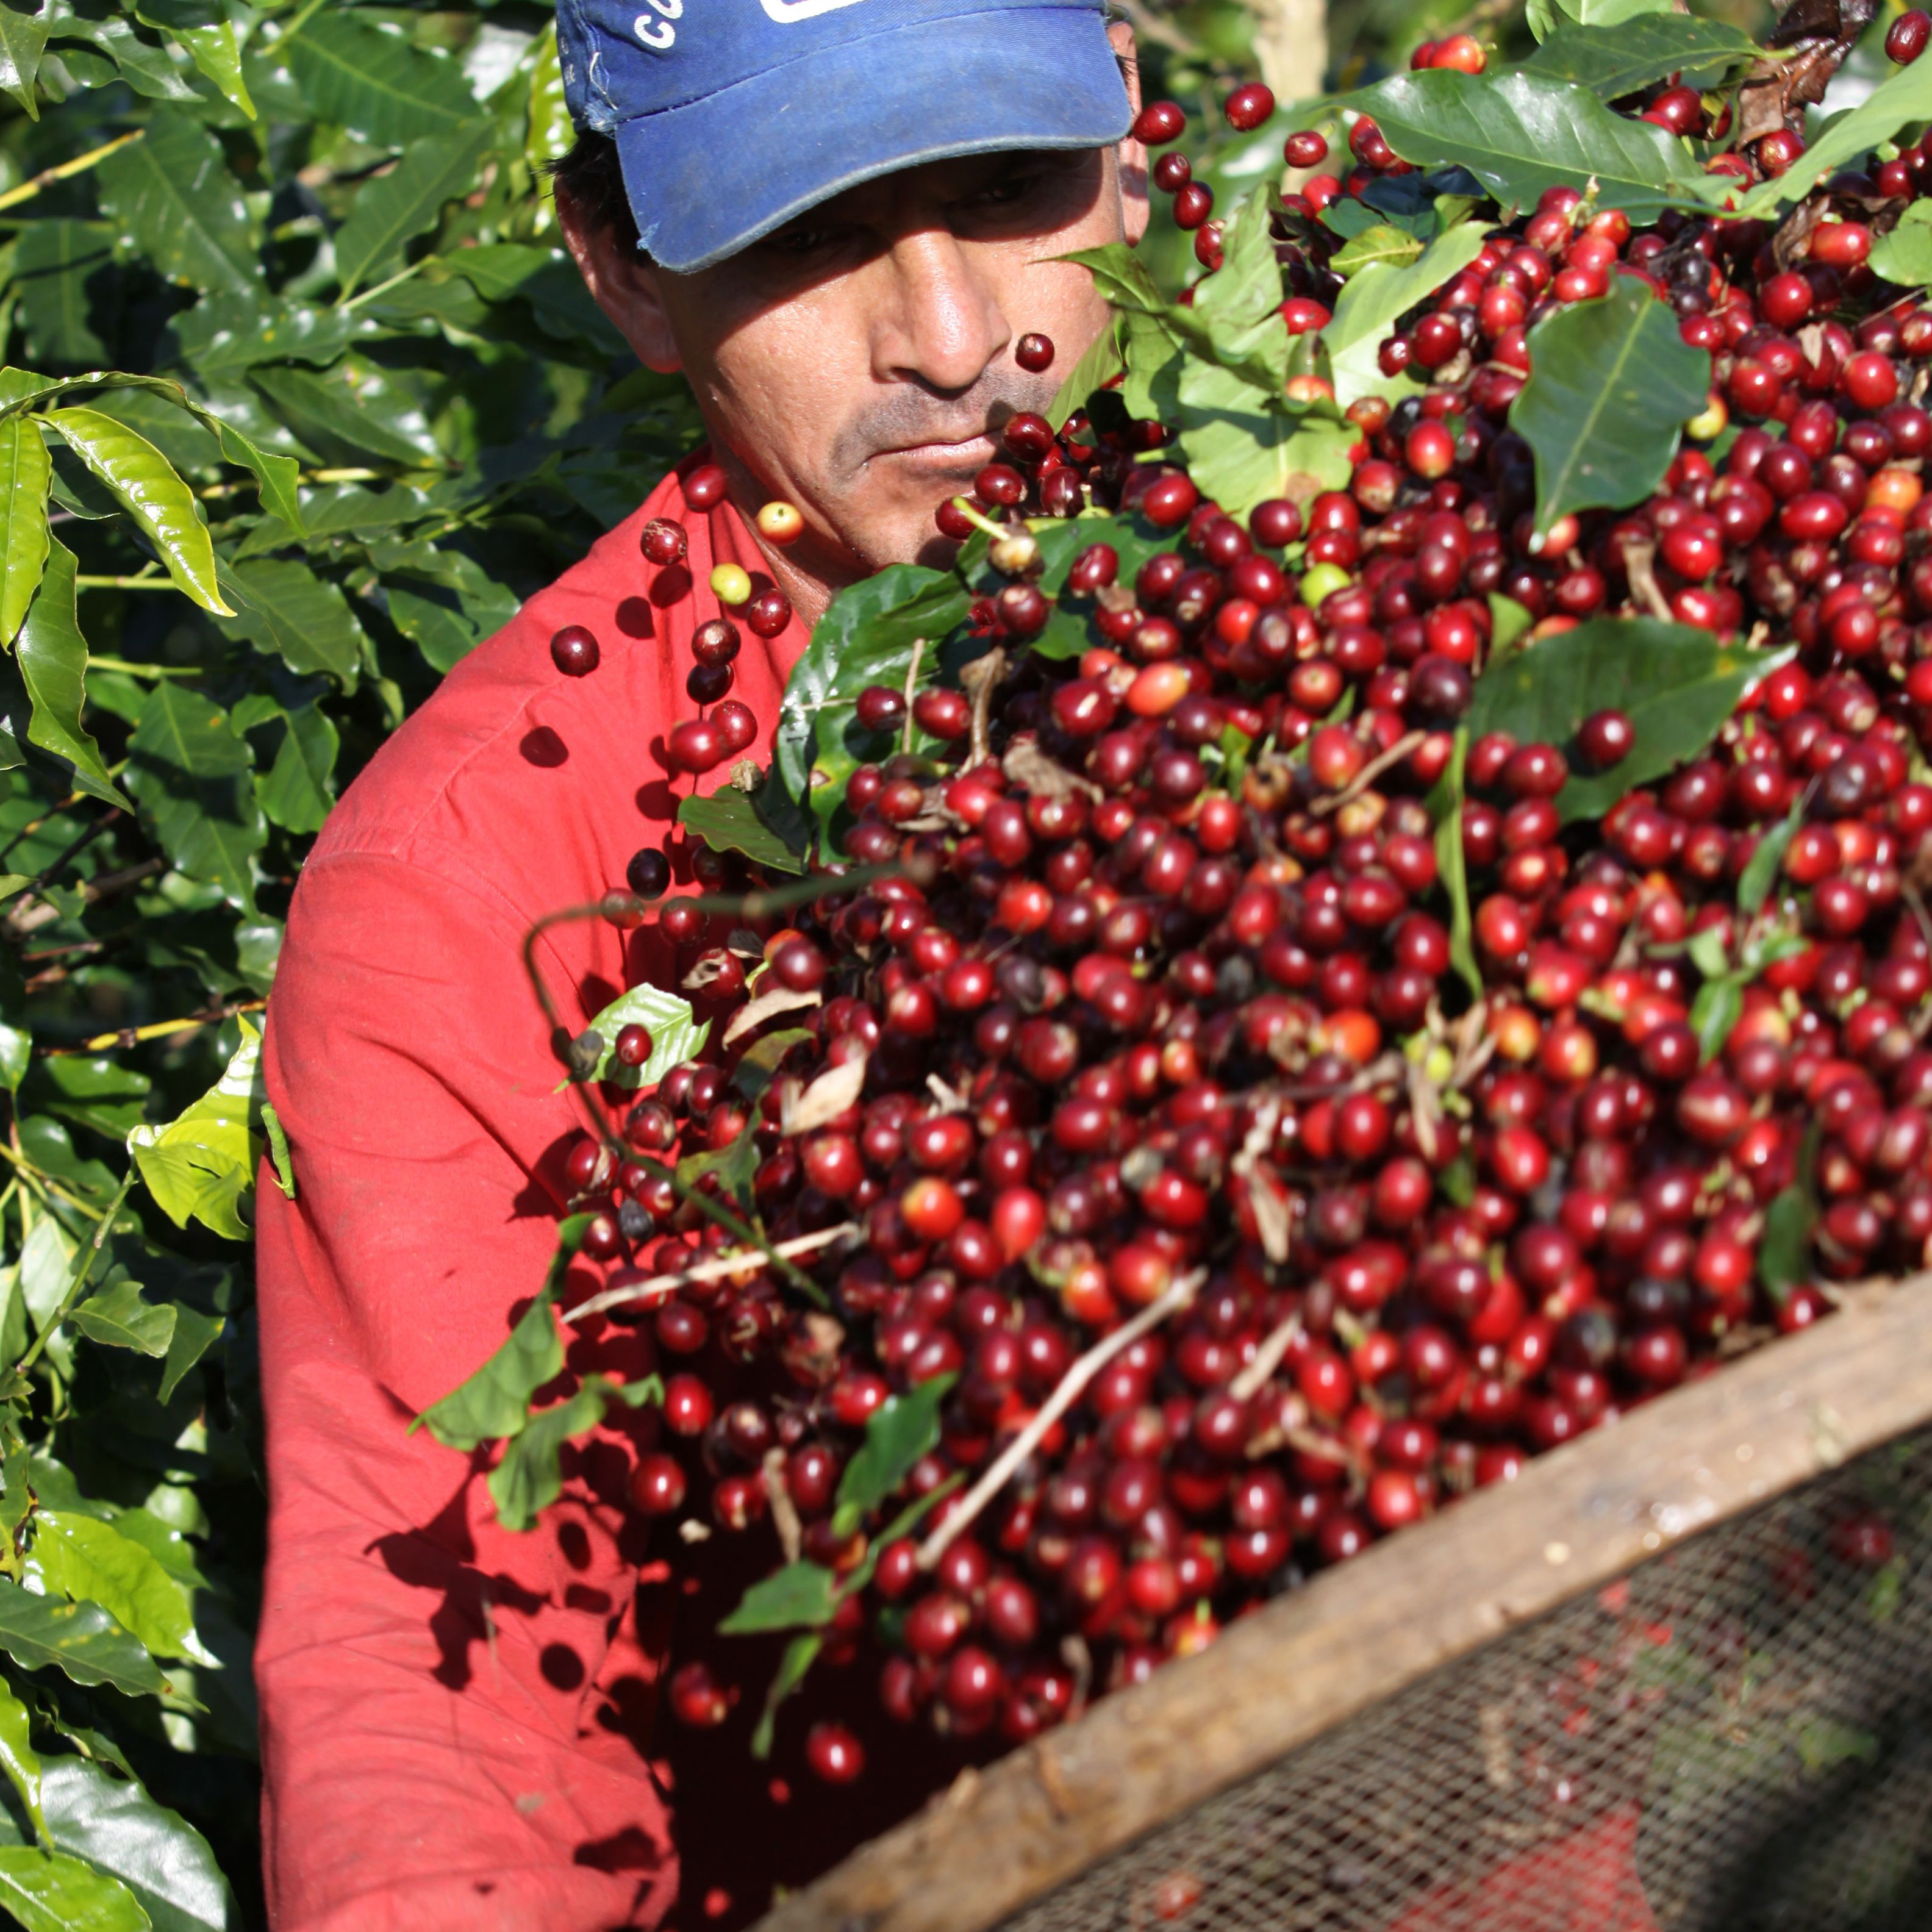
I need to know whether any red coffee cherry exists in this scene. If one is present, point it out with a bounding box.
[1015,332,1055,373]
[550,626,599,676]
[640,518,687,565]
[1224,81,1275,131]
[1132,99,1185,145]
[684,462,728,509]
[1887,7,1929,62]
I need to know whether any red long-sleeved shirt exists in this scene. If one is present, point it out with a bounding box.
[256,466,969,1931]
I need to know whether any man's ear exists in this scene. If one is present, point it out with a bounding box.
[1107,20,1150,248]
[556,194,683,374]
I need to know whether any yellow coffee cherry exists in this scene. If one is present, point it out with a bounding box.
[710,563,753,607]
[756,500,804,545]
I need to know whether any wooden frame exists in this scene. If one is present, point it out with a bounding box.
[754,1276,1932,1932]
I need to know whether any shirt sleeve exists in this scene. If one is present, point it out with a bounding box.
[254,851,678,1932]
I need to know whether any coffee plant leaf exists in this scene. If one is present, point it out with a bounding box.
[1430,729,1482,1000]
[1469,616,1794,821]
[0,1844,151,1932]
[412,1225,587,1454]
[677,785,808,876]
[282,10,479,147]
[1870,199,1932,291]
[95,109,257,297]
[720,1559,838,1636]
[833,1373,956,1535]
[1739,793,1806,916]
[0,1680,43,1848]
[124,684,264,912]
[1046,314,1123,429]
[217,559,362,688]
[1176,363,1356,518]
[732,1028,813,1102]
[0,1587,167,1699]
[333,122,498,301]
[1342,69,1712,218]
[135,1,251,117]
[0,2,47,116]
[1519,16,1757,99]
[0,414,48,646]
[48,9,202,104]
[252,701,338,837]
[487,1380,610,1534]
[751,1631,823,1760]
[126,1015,265,1242]
[1526,0,1675,41]
[14,220,113,368]
[1329,224,1423,277]
[68,1273,174,1358]
[1737,51,1932,218]
[578,982,707,1090]
[0,1756,237,1932]
[40,411,226,614]
[1512,275,1709,537]
[1323,221,1489,406]
[368,542,518,674]
[27,1510,204,1664]
[16,538,124,808]
[773,562,971,821]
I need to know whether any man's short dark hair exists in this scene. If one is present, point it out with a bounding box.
[548,131,639,252]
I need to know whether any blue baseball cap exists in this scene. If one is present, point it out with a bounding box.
[555,0,1134,274]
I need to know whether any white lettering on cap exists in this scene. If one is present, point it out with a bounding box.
[760,0,869,19]
[634,0,681,51]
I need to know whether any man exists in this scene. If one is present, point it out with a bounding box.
[253,1,1148,1924]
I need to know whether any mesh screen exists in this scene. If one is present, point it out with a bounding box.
[993,1422,1932,1932]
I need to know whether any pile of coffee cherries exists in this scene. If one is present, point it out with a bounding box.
[566,52,1932,1787]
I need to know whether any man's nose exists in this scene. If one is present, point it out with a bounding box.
[871,227,1011,395]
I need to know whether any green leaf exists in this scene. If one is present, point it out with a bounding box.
[1329,224,1423,276]
[246,363,437,471]
[1488,592,1534,660]
[1737,50,1932,219]
[284,12,479,146]
[95,107,257,296]
[773,563,973,822]
[0,1845,151,1932]
[677,784,807,875]
[14,220,114,367]
[576,983,709,1092]
[751,1631,822,1760]
[49,7,198,101]
[0,1,48,115]
[260,1100,295,1197]
[0,414,49,647]
[254,701,338,835]
[1046,316,1123,429]
[0,1586,168,1697]
[334,121,496,300]
[1512,276,1709,538]
[218,559,363,686]
[731,1028,812,1102]
[41,411,227,615]
[487,1381,605,1534]
[1519,16,1758,99]
[69,1272,174,1357]
[719,1560,837,1636]
[1870,200,1932,292]
[1739,793,1805,915]
[1340,68,1711,220]
[126,1012,265,1240]
[412,1216,592,1451]
[0,1681,44,1849]
[157,1304,221,1405]
[15,537,124,810]
[676,1122,759,1212]
[135,0,252,115]
[368,542,518,673]
[524,23,572,185]
[1061,239,1284,392]
[832,1374,954,1536]
[1688,973,1742,1064]
[1175,362,1356,521]
[6,1756,236,1932]
[29,1509,203,1662]
[1468,617,1790,823]
[1323,222,1490,407]
[1760,1121,1822,1304]
[124,682,263,914]
[1431,728,1481,1000]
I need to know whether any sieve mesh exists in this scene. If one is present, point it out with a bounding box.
[990,1423,1932,1932]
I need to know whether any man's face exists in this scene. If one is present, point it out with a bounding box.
[564,48,1146,614]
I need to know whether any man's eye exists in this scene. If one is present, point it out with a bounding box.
[965,171,1041,210]
[765,222,846,257]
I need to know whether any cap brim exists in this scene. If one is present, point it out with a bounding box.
[612,7,1132,274]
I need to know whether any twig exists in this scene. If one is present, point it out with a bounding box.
[900,639,926,758]
[37,998,264,1057]
[0,132,143,215]
[564,1222,859,1322]
[958,648,1007,770]
[764,1447,803,1564]
[1311,730,1426,816]
[916,1269,1205,1570]
[1229,1312,1302,1403]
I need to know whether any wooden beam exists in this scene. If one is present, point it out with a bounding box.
[753,1276,1932,1932]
